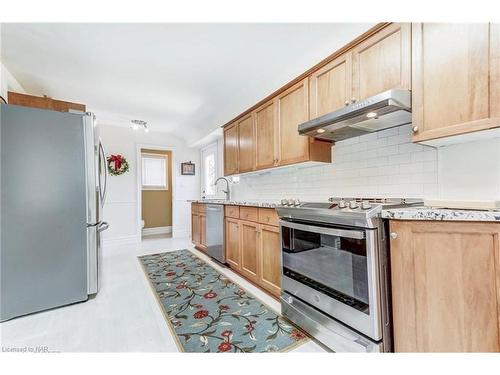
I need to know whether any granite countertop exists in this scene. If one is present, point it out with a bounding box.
[189,199,279,208]
[381,207,500,222]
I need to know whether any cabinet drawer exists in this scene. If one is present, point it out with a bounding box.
[198,204,206,213]
[239,207,258,222]
[258,208,279,226]
[225,205,240,219]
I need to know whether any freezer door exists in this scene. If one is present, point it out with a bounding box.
[1,104,88,321]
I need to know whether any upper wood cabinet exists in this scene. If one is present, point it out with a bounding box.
[309,53,352,118]
[237,113,255,173]
[7,91,86,113]
[351,23,411,102]
[223,122,239,176]
[223,77,331,176]
[390,220,500,352]
[411,23,500,142]
[255,99,278,170]
[277,78,311,166]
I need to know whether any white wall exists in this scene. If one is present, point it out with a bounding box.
[227,124,439,202]
[0,61,26,99]
[98,124,200,244]
[438,138,500,201]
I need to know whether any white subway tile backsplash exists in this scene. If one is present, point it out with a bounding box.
[231,124,438,201]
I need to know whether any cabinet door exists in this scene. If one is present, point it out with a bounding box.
[191,213,200,245]
[390,220,500,352]
[309,53,352,118]
[351,23,411,102]
[223,122,239,176]
[239,220,260,283]
[277,78,310,166]
[199,213,206,249]
[237,114,255,173]
[412,23,500,142]
[225,218,240,270]
[255,99,278,170]
[259,225,281,297]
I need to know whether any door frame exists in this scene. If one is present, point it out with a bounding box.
[200,141,219,199]
[136,143,176,241]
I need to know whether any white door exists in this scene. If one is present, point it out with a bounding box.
[200,142,218,199]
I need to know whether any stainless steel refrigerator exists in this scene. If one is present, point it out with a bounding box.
[0,103,109,321]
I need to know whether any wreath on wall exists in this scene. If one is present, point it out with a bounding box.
[107,154,129,176]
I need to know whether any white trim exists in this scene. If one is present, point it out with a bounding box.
[136,143,176,242]
[200,141,218,199]
[102,235,138,247]
[142,226,172,236]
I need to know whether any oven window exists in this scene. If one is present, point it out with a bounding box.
[282,224,370,314]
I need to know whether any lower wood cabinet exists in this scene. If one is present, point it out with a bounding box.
[389,220,500,352]
[225,217,241,269]
[224,213,282,298]
[239,221,260,283]
[191,203,206,251]
[199,213,206,249]
[258,225,281,296]
[191,212,200,245]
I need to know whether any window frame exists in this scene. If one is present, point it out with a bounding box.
[141,152,168,191]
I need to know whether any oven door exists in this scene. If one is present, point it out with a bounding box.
[280,219,382,340]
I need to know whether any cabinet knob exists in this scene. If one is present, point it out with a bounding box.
[390,232,398,239]
[412,126,419,133]
[351,97,357,103]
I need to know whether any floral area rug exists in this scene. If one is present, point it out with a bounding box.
[138,249,308,353]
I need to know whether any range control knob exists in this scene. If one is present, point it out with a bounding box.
[280,199,288,206]
[287,199,294,206]
[287,296,294,304]
[349,200,359,209]
[294,199,301,207]
[338,200,347,208]
[361,201,372,210]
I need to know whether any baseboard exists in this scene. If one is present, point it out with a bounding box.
[142,226,172,236]
[102,235,139,247]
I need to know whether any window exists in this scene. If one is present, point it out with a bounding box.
[201,143,218,198]
[142,153,168,190]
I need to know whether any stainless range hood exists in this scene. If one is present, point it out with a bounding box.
[299,89,411,142]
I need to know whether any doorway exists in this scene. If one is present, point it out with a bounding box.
[139,148,173,239]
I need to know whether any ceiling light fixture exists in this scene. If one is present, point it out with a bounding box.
[366,112,378,118]
[131,119,148,132]
[316,128,326,134]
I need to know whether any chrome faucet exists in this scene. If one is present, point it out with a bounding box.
[214,177,230,200]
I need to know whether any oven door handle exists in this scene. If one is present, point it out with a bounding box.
[279,220,365,240]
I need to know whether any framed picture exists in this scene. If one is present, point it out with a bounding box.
[181,161,195,175]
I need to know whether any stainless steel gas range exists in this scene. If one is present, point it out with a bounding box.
[276,197,422,352]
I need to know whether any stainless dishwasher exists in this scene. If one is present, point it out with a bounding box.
[205,204,225,263]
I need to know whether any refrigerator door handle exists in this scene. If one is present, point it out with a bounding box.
[98,140,108,206]
[98,221,109,232]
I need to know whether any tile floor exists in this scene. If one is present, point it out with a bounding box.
[0,235,325,352]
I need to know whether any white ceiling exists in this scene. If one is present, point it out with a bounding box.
[1,23,374,144]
